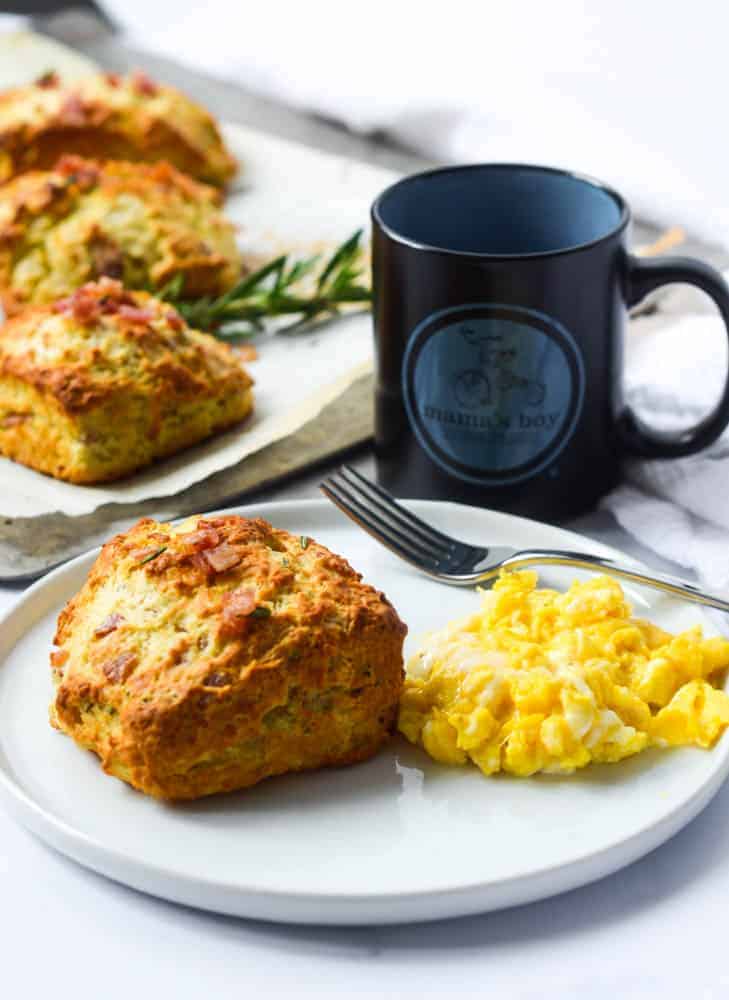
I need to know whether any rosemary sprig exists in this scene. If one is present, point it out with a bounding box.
[138,546,167,565]
[159,229,371,341]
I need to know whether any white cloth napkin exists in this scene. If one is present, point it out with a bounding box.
[105,0,729,247]
[602,305,729,589]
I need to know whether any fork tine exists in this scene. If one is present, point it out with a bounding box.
[331,471,444,561]
[338,465,454,554]
[321,478,441,569]
[322,476,440,563]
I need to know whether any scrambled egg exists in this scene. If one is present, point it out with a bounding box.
[398,572,729,776]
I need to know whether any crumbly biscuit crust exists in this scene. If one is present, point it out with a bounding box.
[0,71,237,186]
[0,279,253,482]
[0,155,241,311]
[51,514,407,799]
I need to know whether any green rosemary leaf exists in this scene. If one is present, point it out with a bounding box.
[138,546,167,565]
[316,228,364,292]
[215,256,289,311]
[158,229,371,339]
[157,273,185,302]
[286,255,320,285]
[335,285,371,301]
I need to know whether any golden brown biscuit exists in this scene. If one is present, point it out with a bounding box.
[50,514,407,800]
[0,71,237,186]
[0,279,253,483]
[0,155,241,313]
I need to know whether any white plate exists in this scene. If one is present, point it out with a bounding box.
[0,499,727,925]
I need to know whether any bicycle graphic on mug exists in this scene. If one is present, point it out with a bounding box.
[453,326,546,410]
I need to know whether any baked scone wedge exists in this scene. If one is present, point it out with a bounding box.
[50,514,407,800]
[0,155,241,313]
[0,71,237,186]
[0,279,253,484]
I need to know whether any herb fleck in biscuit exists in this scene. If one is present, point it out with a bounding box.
[50,514,407,800]
[0,155,241,314]
[0,279,253,483]
[0,71,237,186]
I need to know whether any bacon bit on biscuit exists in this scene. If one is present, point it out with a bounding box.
[131,71,159,96]
[53,279,148,324]
[50,649,69,668]
[204,543,242,573]
[118,304,155,324]
[147,531,170,542]
[99,292,137,313]
[2,412,31,427]
[53,284,101,323]
[67,291,99,323]
[104,72,121,87]
[131,545,167,564]
[220,587,256,635]
[55,155,100,191]
[36,71,60,88]
[205,516,239,529]
[94,612,125,637]
[182,527,221,551]
[190,552,212,575]
[166,309,185,331]
[58,94,88,127]
[102,651,138,683]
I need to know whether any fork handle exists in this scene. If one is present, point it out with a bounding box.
[493,549,729,614]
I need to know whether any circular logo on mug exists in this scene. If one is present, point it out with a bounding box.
[402,304,585,485]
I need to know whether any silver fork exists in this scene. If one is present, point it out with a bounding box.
[320,465,729,614]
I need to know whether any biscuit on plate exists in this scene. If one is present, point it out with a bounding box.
[0,278,253,484]
[0,155,241,313]
[50,514,407,800]
[0,71,237,186]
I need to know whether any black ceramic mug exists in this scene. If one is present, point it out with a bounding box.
[371,163,729,521]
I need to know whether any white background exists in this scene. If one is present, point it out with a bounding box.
[2,498,729,1000]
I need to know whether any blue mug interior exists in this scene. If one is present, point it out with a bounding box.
[375,165,626,256]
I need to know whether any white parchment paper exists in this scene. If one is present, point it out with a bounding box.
[0,29,97,87]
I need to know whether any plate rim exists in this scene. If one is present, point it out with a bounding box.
[1,497,727,922]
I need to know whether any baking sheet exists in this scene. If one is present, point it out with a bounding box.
[0,117,394,517]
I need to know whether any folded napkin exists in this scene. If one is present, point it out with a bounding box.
[602,304,729,590]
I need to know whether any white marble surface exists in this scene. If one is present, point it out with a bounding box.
[2,460,728,999]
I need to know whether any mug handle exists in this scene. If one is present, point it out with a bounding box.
[618,255,729,457]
